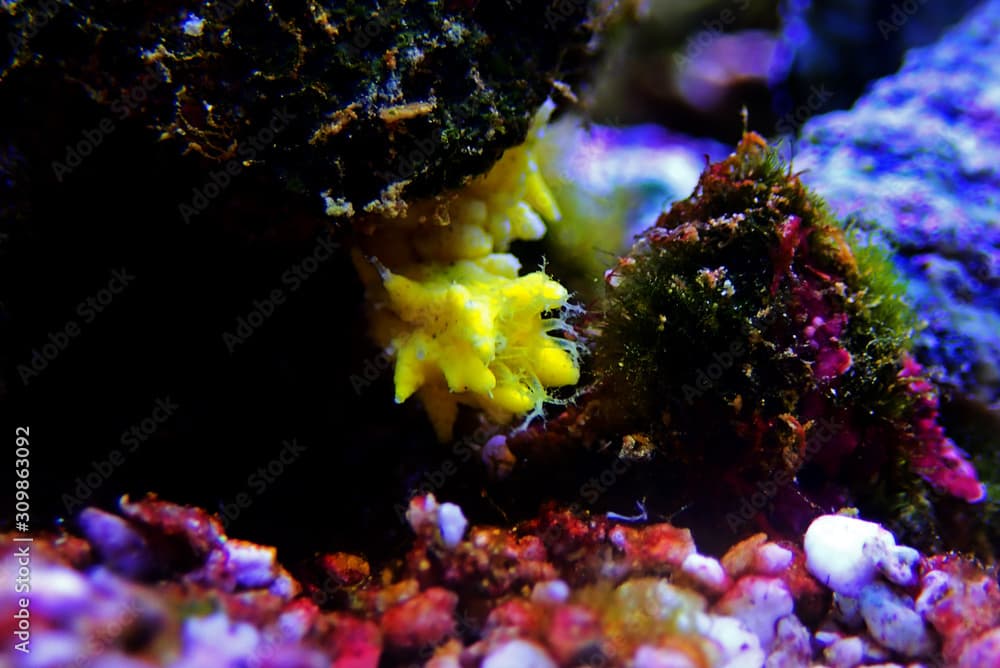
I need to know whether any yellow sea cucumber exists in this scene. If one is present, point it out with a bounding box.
[353,101,581,440]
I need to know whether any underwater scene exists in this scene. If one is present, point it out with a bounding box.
[2,0,1000,666]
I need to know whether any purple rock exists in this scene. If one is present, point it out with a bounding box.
[78,507,159,580]
[794,0,1000,408]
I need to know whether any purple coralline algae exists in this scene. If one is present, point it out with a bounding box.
[793,0,1000,410]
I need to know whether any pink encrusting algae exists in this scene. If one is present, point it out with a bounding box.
[898,354,985,503]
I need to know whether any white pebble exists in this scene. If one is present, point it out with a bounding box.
[20,630,85,666]
[609,525,628,550]
[28,565,91,615]
[482,640,557,668]
[765,614,811,668]
[681,553,730,592]
[701,614,766,668]
[859,582,934,658]
[866,542,920,588]
[714,577,794,650]
[181,612,260,660]
[438,502,468,549]
[224,540,277,589]
[531,580,570,604]
[804,515,898,597]
[825,636,864,668]
[813,630,842,648]
[634,644,701,668]
[754,543,794,575]
[268,569,299,600]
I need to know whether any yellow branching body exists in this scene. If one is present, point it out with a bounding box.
[353,102,581,440]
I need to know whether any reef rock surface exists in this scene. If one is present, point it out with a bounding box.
[6,496,1000,667]
[794,0,1000,409]
[1,0,598,215]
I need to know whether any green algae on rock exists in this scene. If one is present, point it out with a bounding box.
[597,132,914,455]
[1,0,600,215]
[514,132,985,553]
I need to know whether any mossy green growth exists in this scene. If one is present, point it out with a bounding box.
[599,134,914,454]
[580,132,981,545]
[838,222,920,415]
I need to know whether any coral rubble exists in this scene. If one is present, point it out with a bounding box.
[8,496,1000,667]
